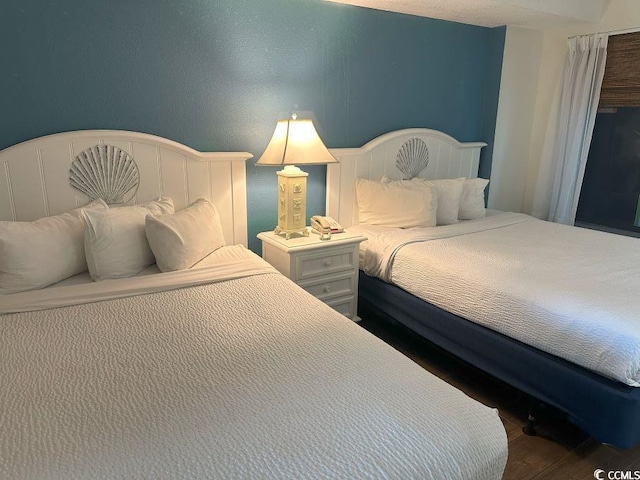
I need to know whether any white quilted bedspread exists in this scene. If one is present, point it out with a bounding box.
[0,251,507,479]
[354,213,640,386]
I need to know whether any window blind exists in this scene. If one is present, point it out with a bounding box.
[599,31,640,107]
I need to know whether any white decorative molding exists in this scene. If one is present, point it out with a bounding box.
[2,161,15,221]
[327,128,487,228]
[36,149,50,216]
[396,137,429,180]
[70,145,140,205]
[0,130,252,247]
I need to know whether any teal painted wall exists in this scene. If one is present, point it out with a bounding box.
[0,0,505,253]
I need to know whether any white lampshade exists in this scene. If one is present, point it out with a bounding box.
[256,116,338,166]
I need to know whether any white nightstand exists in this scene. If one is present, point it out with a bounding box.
[257,230,366,320]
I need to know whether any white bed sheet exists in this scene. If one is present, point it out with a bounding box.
[1,248,507,479]
[46,242,250,287]
[350,213,640,386]
[0,245,275,314]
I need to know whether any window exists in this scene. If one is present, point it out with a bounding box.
[576,31,640,236]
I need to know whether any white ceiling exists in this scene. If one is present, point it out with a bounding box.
[322,0,610,28]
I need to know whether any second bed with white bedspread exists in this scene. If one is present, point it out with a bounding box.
[352,212,640,387]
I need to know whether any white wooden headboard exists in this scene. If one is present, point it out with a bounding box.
[0,130,252,246]
[326,128,487,228]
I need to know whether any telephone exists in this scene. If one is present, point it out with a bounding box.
[310,216,344,235]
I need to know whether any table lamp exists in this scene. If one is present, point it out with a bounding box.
[256,114,338,239]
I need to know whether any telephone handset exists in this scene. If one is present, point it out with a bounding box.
[310,216,344,235]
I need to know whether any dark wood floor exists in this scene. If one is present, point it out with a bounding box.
[357,317,640,480]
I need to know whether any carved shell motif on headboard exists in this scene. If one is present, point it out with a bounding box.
[69,145,140,205]
[396,137,429,180]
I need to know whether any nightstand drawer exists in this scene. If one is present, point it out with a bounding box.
[301,273,355,301]
[294,246,356,281]
[258,231,366,321]
[325,295,355,319]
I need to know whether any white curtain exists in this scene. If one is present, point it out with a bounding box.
[547,33,608,225]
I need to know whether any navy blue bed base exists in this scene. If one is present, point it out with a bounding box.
[358,271,640,448]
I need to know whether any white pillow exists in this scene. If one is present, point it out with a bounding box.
[84,197,174,280]
[459,178,490,220]
[145,198,225,272]
[355,178,437,228]
[412,177,465,225]
[0,199,108,294]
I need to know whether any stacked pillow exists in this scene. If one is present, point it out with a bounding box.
[459,178,490,220]
[84,197,228,279]
[356,176,489,228]
[355,178,438,228]
[412,177,465,225]
[145,197,226,272]
[83,197,175,280]
[0,199,108,294]
[0,196,227,294]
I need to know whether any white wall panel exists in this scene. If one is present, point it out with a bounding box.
[7,153,45,221]
[131,143,163,204]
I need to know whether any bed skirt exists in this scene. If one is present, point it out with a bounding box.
[359,271,640,448]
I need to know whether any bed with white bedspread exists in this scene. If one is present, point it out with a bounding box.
[0,130,507,479]
[352,212,640,387]
[1,248,507,479]
[326,128,640,448]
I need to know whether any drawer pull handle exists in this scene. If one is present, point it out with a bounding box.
[324,286,332,293]
[323,260,332,267]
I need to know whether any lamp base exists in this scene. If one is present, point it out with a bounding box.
[274,225,310,240]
